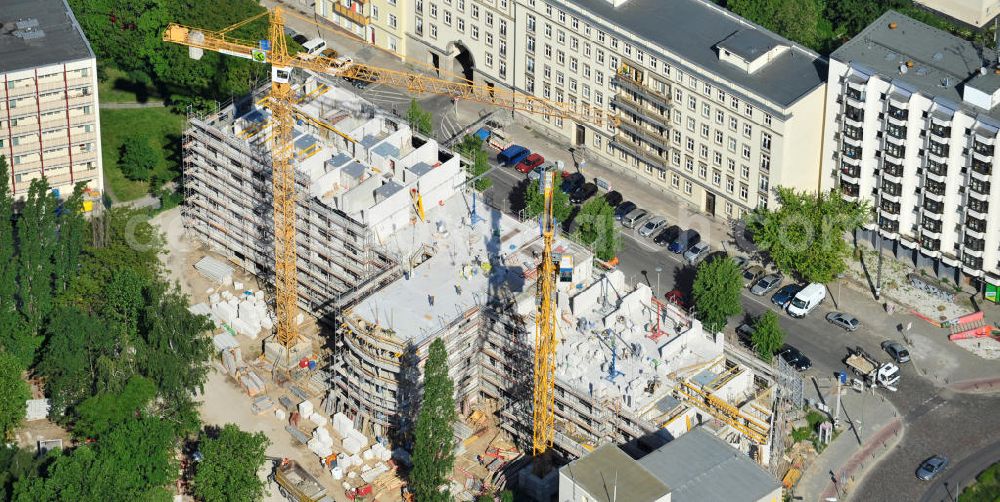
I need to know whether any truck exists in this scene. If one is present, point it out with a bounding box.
[844,346,899,392]
[270,458,332,502]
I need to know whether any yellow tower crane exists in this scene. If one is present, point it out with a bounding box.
[163,7,614,455]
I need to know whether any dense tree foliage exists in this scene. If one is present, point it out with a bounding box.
[748,188,868,284]
[575,197,620,261]
[0,354,29,440]
[525,179,572,223]
[412,339,457,502]
[693,257,744,333]
[407,99,434,136]
[727,0,824,49]
[193,424,270,502]
[454,135,493,191]
[751,311,786,362]
[119,136,158,181]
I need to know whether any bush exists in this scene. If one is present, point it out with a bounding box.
[118,136,157,181]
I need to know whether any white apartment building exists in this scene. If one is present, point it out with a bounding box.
[822,11,1000,287]
[915,0,1000,27]
[0,0,102,200]
[398,0,827,219]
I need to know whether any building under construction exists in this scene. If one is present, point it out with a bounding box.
[182,74,785,484]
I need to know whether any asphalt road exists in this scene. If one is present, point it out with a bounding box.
[919,439,1000,502]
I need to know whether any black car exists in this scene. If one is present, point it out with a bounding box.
[653,225,681,247]
[779,345,812,371]
[668,229,700,254]
[561,172,585,194]
[603,190,623,207]
[570,183,598,203]
[293,34,309,45]
[614,201,637,221]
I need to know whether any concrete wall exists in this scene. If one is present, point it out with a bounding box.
[916,0,1000,26]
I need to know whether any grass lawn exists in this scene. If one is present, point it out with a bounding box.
[98,67,161,104]
[100,108,186,202]
[960,461,1000,502]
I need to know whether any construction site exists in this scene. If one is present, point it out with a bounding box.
[175,65,791,499]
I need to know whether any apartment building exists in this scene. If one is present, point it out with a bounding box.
[0,0,102,200]
[914,0,1000,27]
[398,0,827,218]
[822,11,1000,288]
[315,0,408,56]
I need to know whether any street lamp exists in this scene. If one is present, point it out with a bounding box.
[655,266,662,296]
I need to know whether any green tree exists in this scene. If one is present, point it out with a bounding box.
[692,257,743,333]
[68,0,170,73]
[37,306,109,420]
[0,353,29,440]
[524,179,572,222]
[751,311,786,363]
[748,188,868,284]
[119,136,158,181]
[407,99,434,136]
[726,0,822,49]
[0,158,36,368]
[193,424,269,502]
[575,197,620,261]
[455,135,493,191]
[74,376,157,439]
[412,338,457,502]
[53,184,88,295]
[17,178,58,330]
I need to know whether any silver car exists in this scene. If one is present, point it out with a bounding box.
[684,242,712,264]
[750,273,782,296]
[882,340,911,363]
[639,216,667,237]
[826,312,860,332]
[916,455,949,480]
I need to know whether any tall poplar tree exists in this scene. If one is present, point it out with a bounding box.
[16,179,58,330]
[411,338,457,502]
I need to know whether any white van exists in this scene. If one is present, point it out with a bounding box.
[302,38,327,55]
[787,283,826,318]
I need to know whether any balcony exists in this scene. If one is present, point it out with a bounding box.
[968,183,991,201]
[921,223,942,240]
[843,106,864,126]
[972,149,992,164]
[965,224,986,241]
[840,181,860,200]
[840,166,860,184]
[615,68,671,108]
[882,163,904,183]
[612,94,643,117]
[967,202,988,220]
[929,124,951,139]
[333,2,369,26]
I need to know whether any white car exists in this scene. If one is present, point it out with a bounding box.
[639,216,667,237]
[684,242,712,264]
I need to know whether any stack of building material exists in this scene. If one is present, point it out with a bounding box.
[240,370,265,396]
[360,463,389,483]
[25,399,50,421]
[251,395,274,414]
[189,303,212,317]
[220,348,243,377]
[370,443,392,461]
[298,400,315,420]
[212,332,239,353]
[308,426,335,459]
[195,256,234,285]
[333,413,354,437]
[342,429,368,455]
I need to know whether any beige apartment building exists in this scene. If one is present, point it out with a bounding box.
[347,0,825,218]
[0,0,102,200]
[915,0,1000,27]
[315,0,409,56]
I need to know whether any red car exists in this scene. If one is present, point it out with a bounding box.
[515,153,545,174]
[664,289,688,309]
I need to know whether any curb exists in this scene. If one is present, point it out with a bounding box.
[819,417,905,501]
[948,376,1000,394]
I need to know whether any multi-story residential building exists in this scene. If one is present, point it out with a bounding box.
[914,0,1000,27]
[400,0,827,219]
[822,11,1000,287]
[0,0,102,200]
[315,0,408,56]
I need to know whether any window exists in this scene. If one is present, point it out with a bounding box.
[672,151,681,165]
[596,49,605,65]
[583,64,591,79]
[486,33,493,47]
[715,110,724,124]
[729,117,737,131]
[728,138,736,153]
[714,130,723,144]
[543,65,551,79]
[701,124,709,138]
[764,113,772,126]
[371,5,379,20]
[685,157,694,171]
[741,164,750,179]
[728,159,736,172]
[713,151,722,165]
[543,83,550,99]
[743,123,752,137]
[598,30,606,43]
[556,72,564,85]
[557,50,565,65]
[673,130,682,144]
[500,19,507,37]
[593,134,602,148]
[672,173,680,187]
[544,44,551,58]
[744,103,753,116]
[471,24,479,39]
[760,153,770,171]
[624,43,632,56]
[527,14,536,32]
[443,10,451,25]
[595,91,603,105]
[430,3,437,17]
[456,0,463,10]
[759,175,769,192]
[609,55,618,72]
[526,35,535,53]
[570,57,578,72]
[758,194,768,209]
[472,4,479,19]
[389,13,398,28]
[499,60,507,79]
[742,145,751,160]
[582,84,590,99]
[415,17,423,35]
[730,96,739,109]
[761,132,771,151]
[684,180,693,194]
[688,96,696,111]
[687,118,695,132]
[725,201,734,216]
[739,183,749,201]
[713,169,721,185]
[699,163,708,178]
[571,37,579,50]
[558,30,565,44]
[485,52,493,67]
[499,39,506,57]
[558,10,566,23]
[569,78,577,92]
[486,12,493,27]
[611,37,619,49]
[572,17,579,29]
[699,145,708,158]
[430,23,437,39]
[584,43,591,57]
[726,176,734,193]
[702,103,710,118]
[526,76,535,93]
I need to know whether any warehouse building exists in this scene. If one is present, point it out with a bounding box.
[0,0,102,200]
[822,11,1000,289]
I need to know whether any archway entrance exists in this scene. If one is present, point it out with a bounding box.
[452,42,475,83]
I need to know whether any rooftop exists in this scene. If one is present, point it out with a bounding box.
[637,428,781,502]
[832,10,1000,119]
[0,0,94,74]
[561,443,670,502]
[562,0,826,109]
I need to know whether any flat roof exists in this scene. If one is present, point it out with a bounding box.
[561,444,670,502]
[832,10,1000,119]
[638,428,780,502]
[562,0,826,108]
[0,0,94,74]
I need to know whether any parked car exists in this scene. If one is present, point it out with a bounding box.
[742,265,765,288]
[664,289,687,309]
[684,242,712,264]
[561,172,585,193]
[653,225,681,247]
[603,190,623,207]
[516,153,545,174]
[639,216,667,237]
[787,283,826,318]
[570,183,598,203]
[668,229,700,254]
[621,208,648,229]
[779,345,812,371]
[736,323,755,348]
[826,312,861,332]
[881,340,911,363]
[614,201,637,221]
[916,455,949,480]
[771,283,803,307]
[343,76,371,89]
[750,273,782,296]
[302,38,328,55]
[293,34,309,45]
[528,165,547,182]
[497,145,531,166]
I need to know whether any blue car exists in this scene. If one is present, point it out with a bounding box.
[668,229,699,254]
[771,283,803,307]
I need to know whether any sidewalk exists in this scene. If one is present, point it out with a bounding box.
[794,378,904,501]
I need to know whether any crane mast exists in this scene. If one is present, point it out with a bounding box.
[532,168,558,459]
